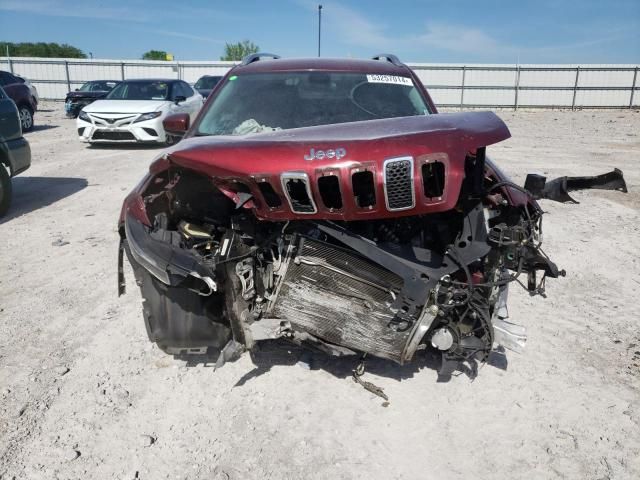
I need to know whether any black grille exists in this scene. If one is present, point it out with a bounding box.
[142,128,158,137]
[318,175,342,209]
[385,158,414,210]
[352,171,376,208]
[258,181,282,208]
[422,161,445,198]
[92,130,136,141]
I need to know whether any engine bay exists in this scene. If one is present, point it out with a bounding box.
[120,156,567,379]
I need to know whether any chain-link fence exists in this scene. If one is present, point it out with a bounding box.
[2,57,638,109]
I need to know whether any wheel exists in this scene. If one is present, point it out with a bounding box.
[18,105,34,132]
[0,166,12,218]
[165,134,178,146]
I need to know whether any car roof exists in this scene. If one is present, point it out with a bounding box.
[234,57,412,75]
[118,78,178,83]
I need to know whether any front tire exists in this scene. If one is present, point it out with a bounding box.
[18,105,34,132]
[0,166,12,218]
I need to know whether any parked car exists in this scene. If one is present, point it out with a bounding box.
[117,53,572,379]
[0,86,31,217]
[12,74,39,110]
[77,79,203,144]
[64,80,120,118]
[0,70,37,131]
[194,75,223,98]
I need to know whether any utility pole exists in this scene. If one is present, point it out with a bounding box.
[317,4,322,57]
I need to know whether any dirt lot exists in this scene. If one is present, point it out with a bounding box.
[1,103,639,480]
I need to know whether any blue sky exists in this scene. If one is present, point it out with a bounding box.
[0,0,638,63]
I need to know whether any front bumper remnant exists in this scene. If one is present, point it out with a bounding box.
[524,169,628,203]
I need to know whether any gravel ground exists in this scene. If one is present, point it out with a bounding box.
[1,103,639,480]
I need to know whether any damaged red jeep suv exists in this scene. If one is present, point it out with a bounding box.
[118,54,624,379]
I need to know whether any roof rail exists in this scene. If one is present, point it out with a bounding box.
[371,54,403,66]
[240,53,281,66]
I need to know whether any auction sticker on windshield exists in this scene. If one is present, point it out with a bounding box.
[366,74,413,85]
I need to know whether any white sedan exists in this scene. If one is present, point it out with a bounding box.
[77,79,203,144]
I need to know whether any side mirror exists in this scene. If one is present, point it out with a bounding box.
[174,95,186,104]
[163,113,190,138]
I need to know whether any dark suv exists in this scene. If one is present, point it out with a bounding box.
[0,86,31,217]
[0,71,37,132]
[193,75,223,99]
[64,80,120,118]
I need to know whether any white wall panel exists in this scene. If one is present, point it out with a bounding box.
[1,57,637,109]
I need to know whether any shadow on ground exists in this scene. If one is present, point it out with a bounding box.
[179,339,509,386]
[27,124,59,133]
[1,176,88,223]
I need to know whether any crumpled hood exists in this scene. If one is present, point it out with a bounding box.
[84,99,169,114]
[65,91,107,100]
[158,111,511,221]
[174,111,509,161]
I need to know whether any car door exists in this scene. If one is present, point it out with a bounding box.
[0,86,22,142]
[0,72,20,100]
[168,82,188,116]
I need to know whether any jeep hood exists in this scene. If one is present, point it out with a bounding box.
[157,111,511,221]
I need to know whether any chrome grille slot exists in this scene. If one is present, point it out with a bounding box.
[280,172,317,214]
[384,157,415,211]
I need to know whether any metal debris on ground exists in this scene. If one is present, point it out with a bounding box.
[352,355,389,404]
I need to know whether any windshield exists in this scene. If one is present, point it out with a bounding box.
[106,81,169,100]
[78,81,117,92]
[195,76,222,90]
[196,72,430,136]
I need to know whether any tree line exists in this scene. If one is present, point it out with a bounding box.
[142,41,259,61]
[1,42,86,58]
[0,40,260,61]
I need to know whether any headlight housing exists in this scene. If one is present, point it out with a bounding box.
[134,111,162,123]
[78,110,91,122]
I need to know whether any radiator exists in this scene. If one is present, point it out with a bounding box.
[268,237,418,362]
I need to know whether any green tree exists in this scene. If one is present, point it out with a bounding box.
[142,50,170,61]
[1,42,86,58]
[220,40,259,61]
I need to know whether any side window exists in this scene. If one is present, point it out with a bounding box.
[181,82,193,98]
[170,83,181,100]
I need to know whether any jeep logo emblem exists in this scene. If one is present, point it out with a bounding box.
[304,147,346,161]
